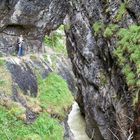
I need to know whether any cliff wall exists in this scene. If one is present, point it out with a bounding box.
[1,0,140,139]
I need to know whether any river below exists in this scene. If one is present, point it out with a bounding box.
[67,102,90,140]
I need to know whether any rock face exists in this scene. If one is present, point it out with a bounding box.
[65,1,140,140]
[56,58,77,96]
[7,57,52,97]
[0,57,52,124]
[0,54,75,125]
[0,0,68,54]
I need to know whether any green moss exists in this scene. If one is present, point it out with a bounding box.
[0,62,12,96]
[0,79,5,85]
[129,24,140,33]
[114,24,140,89]
[92,22,119,37]
[104,24,119,37]
[0,59,73,139]
[92,21,104,35]
[132,90,139,106]
[19,134,41,140]
[30,54,37,60]
[64,24,71,31]
[8,102,26,118]
[104,27,113,37]
[38,72,73,119]
[115,3,126,21]
[98,70,107,86]
[136,80,140,87]
[92,21,140,103]
[0,59,5,66]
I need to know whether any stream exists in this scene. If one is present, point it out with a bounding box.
[67,102,90,140]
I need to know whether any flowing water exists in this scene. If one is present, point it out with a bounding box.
[68,102,90,140]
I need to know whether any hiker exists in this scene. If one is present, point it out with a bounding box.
[17,35,24,57]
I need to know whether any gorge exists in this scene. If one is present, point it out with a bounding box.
[0,0,140,140]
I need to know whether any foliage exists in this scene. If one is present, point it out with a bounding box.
[92,21,140,105]
[92,21,104,35]
[38,72,73,119]
[104,24,119,38]
[114,24,140,89]
[0,59,5,66]
[115,3,126,21]
[0,61,73,139]
[44,25,67,54]
[98,70,107,86]
[92,22,118,37]
[0,61,12,96]
[43,54,58,70]
[132,90,139,106]
[0,106,63,140]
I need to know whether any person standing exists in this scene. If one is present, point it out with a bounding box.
[17,35,24,57]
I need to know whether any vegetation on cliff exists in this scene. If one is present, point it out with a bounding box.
[0,26,73,140]
[0,106,63,140]
[44,25,67,55]
[93,21,140,106]
[38,72,73,119]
